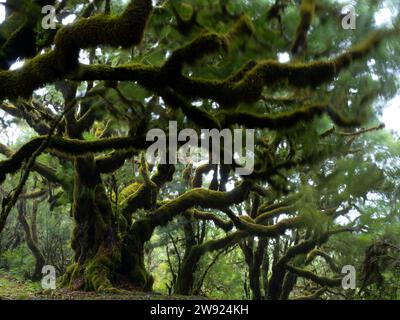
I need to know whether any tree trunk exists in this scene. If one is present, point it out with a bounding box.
[17,200,45,280]
[174,217,198,295]
[118,219,154,291]
[250,239,267,300]
[281,272,298,300]
[61,156,123,292]
[261,245,270,299]
[174,245,203,295]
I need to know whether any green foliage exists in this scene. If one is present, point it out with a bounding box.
[0,0,400,300]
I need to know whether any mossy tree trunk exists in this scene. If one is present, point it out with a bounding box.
[174,245,203,295]
[17,200,45,280]
[62,156,123,291]
[62,156,159,291]
[118,220,155,291]
[174,217,199,295]
[175,229,245,295]
[243,238,268,300]
[60,154,175,292]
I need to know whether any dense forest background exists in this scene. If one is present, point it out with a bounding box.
[0,0,400,300]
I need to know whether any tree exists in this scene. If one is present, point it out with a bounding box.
[0,0,399,298]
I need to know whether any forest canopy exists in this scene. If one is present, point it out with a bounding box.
[0,0,400,300]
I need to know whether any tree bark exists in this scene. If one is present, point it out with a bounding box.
[61,156,123,291]
[17,200,45,280]
[174,217,198,295]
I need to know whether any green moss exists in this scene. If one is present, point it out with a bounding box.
[60,263,80,289]
[226,60,258,84]
[162,14,254,75]
[334,30,386,70]
[120,184,153,217]
[286,264,342,287]
[217,104,327,129]
[129,262,153,290]
[55,0,151,50]
[0,0,153,100]
[227,15,255,40]
[84,254,114,292]
[0,135,146,184]
[62,244,122,292]
[161,89,221,129]
[119,229,154,290]
[148,181,252,230]
[118,182,142,202]
[291,0,316,55]
[164,30,390,107]
[163,32,229,73]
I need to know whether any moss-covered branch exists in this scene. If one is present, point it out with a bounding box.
[95,151,136,174]
[257,193,303,216]
[0,0,153,99]
[74,28,393,109]
[120,163,175,216]
[286,264,342,287]
[305,249,341,273]
[184,209,234,232]
[255,204,297,224]
[0,142,68,188]
[267,228,353,299]
[0,0,57,69]
[293,287,327,300]
[147,181,252,234]
[0,101,52,135]
[163,33,229,73]
[174,231,246,294]
[233,214,306,238]
[217,104,326,129]
[0,135,148,184]
[291,0,316,55]
[163,15,253,74]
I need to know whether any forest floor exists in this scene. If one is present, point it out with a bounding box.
[0,271,206,300]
